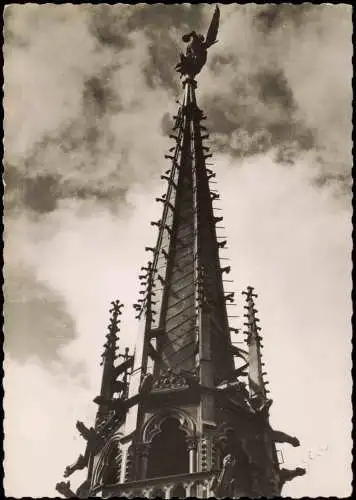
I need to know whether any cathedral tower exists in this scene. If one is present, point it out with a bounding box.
[56,7,305,499]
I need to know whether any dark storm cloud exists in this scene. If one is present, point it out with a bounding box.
[4,3,352,219]
[254,4,317,33]
[5,113,128,214]
[87,3,206,93]
[4,268,76,363]
[256,68,294,111]
[23,174,61,213]
[5,4,199,216]
[202,65,315,162]
[5,53,132,214]
[198,17,319,163]
[143,39,179,92]
[200,4,351,183]
[4,165,60,215]
[88,5,132,50]
[83,75,121,118]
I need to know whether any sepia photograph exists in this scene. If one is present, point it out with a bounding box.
[2,3,352,498]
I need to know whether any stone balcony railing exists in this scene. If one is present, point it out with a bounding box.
[92,471,215,498]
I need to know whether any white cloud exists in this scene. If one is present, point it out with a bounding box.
[3,185,164,496]
[217,152,352,496]
[4,153,352,497]
[4,5,102,162]
[4,355,95,497]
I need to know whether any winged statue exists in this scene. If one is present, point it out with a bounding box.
[175,5,220,78]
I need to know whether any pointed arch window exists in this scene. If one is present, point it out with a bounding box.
[102,444,122,485]
[94,439,122,487]
[172,484,186,498]
[146,417,189,478]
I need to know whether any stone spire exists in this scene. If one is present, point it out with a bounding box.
[56,7,306,498]
[137,77,235,380]
[242,286,269,405]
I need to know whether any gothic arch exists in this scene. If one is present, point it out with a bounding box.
[92,435,122,488]
[142,407,196,444]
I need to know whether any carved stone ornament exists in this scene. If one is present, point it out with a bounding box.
[64,454,87,478]
[142,407,196,444]
[186,435,199,451]
[152,369,197,392]
[95,408,124,440]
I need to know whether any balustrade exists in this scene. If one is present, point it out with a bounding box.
[97,471,214,498]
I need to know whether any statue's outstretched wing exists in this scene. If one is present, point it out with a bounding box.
[205,6,220,48]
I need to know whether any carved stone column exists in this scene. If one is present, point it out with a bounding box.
[196,479,210,499]
[120,443,134,483]
[186,436,198,473]
[119,444,130,483]
[183,481,195,497]
[142,487,154,498]
[136,443,151,479]
[164,484,174,499]
[204,478,212,498]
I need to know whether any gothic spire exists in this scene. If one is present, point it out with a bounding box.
[93,300,135,436]
[99,299,124,399]
[242,286,270,405]
[56,8,305,498]
[131,75,236,388]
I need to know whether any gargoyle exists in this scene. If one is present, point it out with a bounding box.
[272,430,300,447]
[251,401,301,448]
[76,420,96,442]
[63,454,87,478]
[175,6,220,78]
[55,480,76,498]
[63,419,101,478]
[280,467,306,488]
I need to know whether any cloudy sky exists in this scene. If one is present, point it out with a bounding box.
[3,3,352,498]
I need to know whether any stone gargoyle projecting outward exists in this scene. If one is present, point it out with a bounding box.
[280,467,306,488]
[175,5,220,78]
[63,421,98,478]
[55,481,76,498]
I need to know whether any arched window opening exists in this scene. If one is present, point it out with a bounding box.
[151,488,165,498]
[101,442,121,486]
[172,484,186,498]
[147,418,189,478]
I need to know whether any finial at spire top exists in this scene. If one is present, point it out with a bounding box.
[175,5,220,79]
